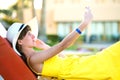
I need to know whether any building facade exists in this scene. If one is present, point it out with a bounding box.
[24,0,120,43]
[45,0,120,43]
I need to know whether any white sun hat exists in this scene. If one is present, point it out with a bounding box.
[7,23,28,56]
[6,17,38,56]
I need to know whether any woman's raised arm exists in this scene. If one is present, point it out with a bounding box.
[31,7,93,63]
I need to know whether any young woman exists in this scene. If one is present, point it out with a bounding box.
[7,7,120,80]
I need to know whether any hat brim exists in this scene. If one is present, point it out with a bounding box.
[26,17,38,39]
[12,24,27,56]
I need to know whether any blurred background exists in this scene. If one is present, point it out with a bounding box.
[0,0,120,53]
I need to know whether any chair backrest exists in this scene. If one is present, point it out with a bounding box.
[0,36,37,80]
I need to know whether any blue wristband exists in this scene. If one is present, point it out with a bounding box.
[76,28,82,34]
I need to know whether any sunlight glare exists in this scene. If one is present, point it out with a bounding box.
[0,0,17,9]
[34,0,43,9]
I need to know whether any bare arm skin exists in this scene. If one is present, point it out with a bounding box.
[30,7,93,64]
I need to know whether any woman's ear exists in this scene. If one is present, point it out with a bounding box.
[18,40,23,45]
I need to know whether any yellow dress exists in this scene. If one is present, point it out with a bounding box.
[41,41,120,80]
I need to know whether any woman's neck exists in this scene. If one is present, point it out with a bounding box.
[22,47,35,58]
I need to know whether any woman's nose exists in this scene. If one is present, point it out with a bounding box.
[31,34,35,39]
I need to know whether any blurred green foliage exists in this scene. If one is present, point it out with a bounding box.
[1,16,21,30]
[46,35,60,46]
[3,17,21,25]
[46,35,85,50]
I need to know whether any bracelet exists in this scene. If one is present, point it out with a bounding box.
[76,28,82,34]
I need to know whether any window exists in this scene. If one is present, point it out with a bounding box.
[57,21,119,43]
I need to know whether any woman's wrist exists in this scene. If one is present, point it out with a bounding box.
[78,22,88,32]
[76,28,82,34]
[82,20,90,26]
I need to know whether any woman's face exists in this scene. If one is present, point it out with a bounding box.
[18,31,35,48]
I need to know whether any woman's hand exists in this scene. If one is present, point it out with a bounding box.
[78,7,93,31]
[34,39,51,50]
[83,7,93,25]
